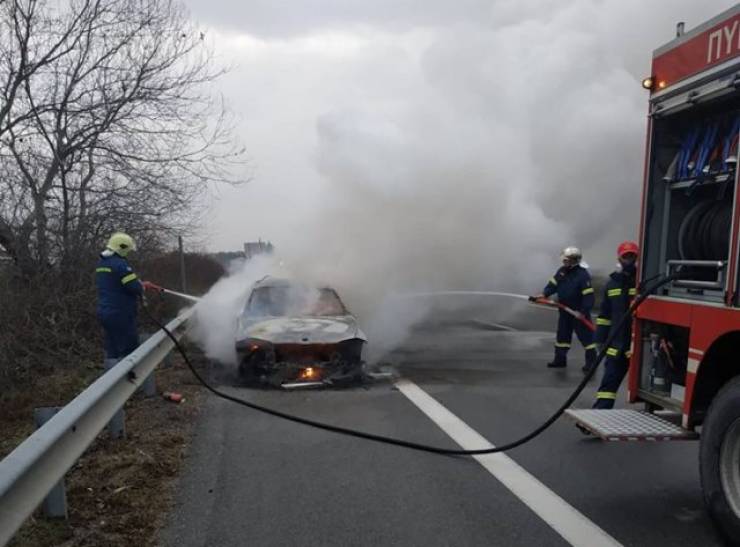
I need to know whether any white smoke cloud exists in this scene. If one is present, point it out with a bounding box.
[189,255,283,364]
[188,1,735,363]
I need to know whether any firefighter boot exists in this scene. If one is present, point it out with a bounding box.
[582,347,597,374]
[548,344,568,368]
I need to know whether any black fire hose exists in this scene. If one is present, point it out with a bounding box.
[143,274,679,456]
[678,200,731,261]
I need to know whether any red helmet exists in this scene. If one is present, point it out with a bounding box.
[617,240,639,258]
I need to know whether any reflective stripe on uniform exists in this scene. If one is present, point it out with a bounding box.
[554,342,571,348]
[606,347,619,357]
[597,391,617,400]
[121,273,138,285]
[96,267,112,273]
[585,343,597,350]
[581,287,594,295]
[628,288,637,296]
[607,288,622,297]
[548,277,557,286]
[596,317,611,326]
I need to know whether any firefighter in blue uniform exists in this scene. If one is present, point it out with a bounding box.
[592,241,639,409]
[95,233,154,361]
[536,246,596,371]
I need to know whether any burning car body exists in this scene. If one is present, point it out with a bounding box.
[235,278,367,388]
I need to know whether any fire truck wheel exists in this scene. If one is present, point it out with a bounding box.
[700,376,740,544]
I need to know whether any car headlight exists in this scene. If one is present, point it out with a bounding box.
[236,338,274,359]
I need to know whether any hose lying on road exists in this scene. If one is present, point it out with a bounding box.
[143,275,677,456]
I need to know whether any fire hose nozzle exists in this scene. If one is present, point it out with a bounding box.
[142,281,164,292]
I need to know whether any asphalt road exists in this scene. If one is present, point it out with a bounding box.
[161,304,724,547]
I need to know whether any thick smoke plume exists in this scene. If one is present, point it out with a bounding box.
[191,1,733,363]
[190,255,282,364]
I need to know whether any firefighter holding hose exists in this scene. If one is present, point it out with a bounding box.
[95,232,158,364]
[533,246,597,372]
[592,241,639,408]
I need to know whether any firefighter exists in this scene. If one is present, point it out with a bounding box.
[95,232,156,362]
[592,240,639,409]
[535,246,596,371]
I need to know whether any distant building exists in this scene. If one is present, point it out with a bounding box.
[244,240,274,260]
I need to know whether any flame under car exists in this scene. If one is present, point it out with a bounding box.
[235,279,367,388]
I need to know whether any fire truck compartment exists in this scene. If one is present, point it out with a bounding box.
[643,92,740,303]
[638,320,689,407]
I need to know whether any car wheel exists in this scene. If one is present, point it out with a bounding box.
[700,375,740,545]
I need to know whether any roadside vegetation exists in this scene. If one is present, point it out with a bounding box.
[0,1,245,544]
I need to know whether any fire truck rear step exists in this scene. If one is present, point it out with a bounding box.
[564,409,698,441]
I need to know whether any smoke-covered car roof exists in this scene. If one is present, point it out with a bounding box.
[245,281,348,318]
[252,276,333,291]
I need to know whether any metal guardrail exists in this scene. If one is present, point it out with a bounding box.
[0,307,194,546]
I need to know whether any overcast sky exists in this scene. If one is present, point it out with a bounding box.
[180,1,736,300]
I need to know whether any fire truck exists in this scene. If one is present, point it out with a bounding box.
[566,4,740,543]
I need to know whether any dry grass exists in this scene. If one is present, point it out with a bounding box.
[3,356,205,547]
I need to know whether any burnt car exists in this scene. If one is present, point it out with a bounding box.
[235,278,367,388]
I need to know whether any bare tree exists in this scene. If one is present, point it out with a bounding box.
[0,0,246,275]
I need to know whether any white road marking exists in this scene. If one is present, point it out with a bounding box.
[395,378,623,547]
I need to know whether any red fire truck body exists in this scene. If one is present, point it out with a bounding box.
[630,4,740,431]
[568,4,740,542]
[628,6,740,428]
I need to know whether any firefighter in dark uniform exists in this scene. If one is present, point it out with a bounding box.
[95,232,155,362]
[592,241,639,409]
[535,246,596,371]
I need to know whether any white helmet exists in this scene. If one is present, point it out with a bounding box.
[560,246,582,263]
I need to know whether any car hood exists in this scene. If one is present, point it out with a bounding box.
[238,315,367,345]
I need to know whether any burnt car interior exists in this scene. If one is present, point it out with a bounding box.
[245,286,348,317]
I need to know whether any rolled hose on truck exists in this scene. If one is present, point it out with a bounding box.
[678,200,732,262]
[142,273,680,456]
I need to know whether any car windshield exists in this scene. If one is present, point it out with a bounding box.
[245,286,347,317]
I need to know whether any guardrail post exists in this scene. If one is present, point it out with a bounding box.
[138,333,157,397]
[140,370,157,397]
[33,407,68,519]
[162,349,174,369]
[104,359,126,439]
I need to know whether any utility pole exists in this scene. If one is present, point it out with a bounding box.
[178,236,187,293]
